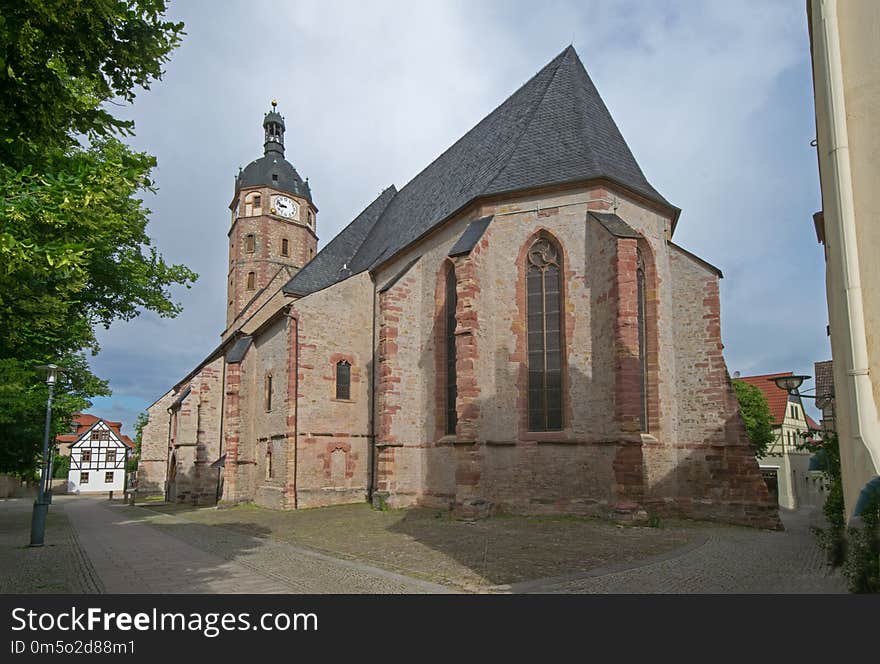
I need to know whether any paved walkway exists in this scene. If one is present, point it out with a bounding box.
[61,497,449,594]
[52,497,846,594]
[507,508,847,593]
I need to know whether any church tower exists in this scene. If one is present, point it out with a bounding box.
[226,102,318,328]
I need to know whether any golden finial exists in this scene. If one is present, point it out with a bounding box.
[271,99,277,109]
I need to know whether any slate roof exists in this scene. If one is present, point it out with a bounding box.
[226,336,253,364]
[814,360,834,399]
[282,46,671,298]
[449,216,494,257]
[236,154,312,202]
[589,211,642,239]
[283,186,397,296]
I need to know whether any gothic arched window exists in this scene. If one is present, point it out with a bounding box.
[444,265,458,435]
[526,238,563,431]
[636,249,648,431]
[336,361,351,400]
[246,271,255,290]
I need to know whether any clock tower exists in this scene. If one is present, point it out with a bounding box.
[226,102,318,328]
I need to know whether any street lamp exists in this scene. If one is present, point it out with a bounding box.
[770,374,811,395]
[29,364,64,547]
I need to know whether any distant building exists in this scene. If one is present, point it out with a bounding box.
[738,372,821,509]
[56,414,134,494]
[814,360,835,431]
[807,0,880,519]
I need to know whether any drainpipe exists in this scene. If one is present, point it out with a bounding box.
[816,0,880,512]
[292,313,299,510]
[367,277,378,504]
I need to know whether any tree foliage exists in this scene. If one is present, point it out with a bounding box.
[732,379,775,458]
[0,1,194,475]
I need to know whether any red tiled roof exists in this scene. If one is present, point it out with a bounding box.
[56,413,135,449]
[737,372,792,425]
[806,414,820,431]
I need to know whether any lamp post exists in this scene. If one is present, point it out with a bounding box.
[29,364,63,547]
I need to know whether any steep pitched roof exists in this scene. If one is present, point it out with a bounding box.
[56,413,134,449]
[737,372,794,425]
[283,45,671,297]
[283,186,396,296]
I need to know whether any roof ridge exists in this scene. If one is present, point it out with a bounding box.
[483,47,572,193]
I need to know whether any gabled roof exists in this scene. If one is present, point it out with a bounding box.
[61,413,135,449]
[589,211,642,239]
[58,414,135,449]
[282,45,672,298]
[737,372,795,425]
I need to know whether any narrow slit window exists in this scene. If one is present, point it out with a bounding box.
[266,443,273,480]
[281,238,289,256]
[445,266,458,435]
[336,361,351,400]
[265,373,273,412]
[637,249,648,431]
[526,238,563,431]
[247,272,256,290]
[245,234,255,253]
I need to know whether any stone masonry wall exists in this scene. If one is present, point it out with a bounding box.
[292,272,373,508]
[139,390,174,498]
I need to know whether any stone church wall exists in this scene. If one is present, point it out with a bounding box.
[292,272,374,508]
[139,390,174,498]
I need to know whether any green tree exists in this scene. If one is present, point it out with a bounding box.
[128,411,148,471]
[0,1,195,475]
[732,379,775,458]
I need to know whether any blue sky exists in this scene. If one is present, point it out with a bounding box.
[88,0,829,434]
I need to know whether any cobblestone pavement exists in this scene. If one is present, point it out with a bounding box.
[61,497,450,594]
[0,498,101,594]
[511,508,847,593]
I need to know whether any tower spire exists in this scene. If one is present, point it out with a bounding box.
[263,100,285,157]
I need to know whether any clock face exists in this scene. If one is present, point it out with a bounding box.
[273,195,297,219]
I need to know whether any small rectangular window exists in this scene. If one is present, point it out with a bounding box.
[253,194,261,208]
[281,238,289,256]
[245,234,255,253]
[81,450,91,464]
[247,272,256,290]
[106,449,116,464]
[105,471,114,483]
[80,472,90,484]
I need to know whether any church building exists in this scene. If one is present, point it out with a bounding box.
[140,47,779,528]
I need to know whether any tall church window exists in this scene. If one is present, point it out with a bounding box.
[281,238,289,256]
[247,272,256,290]
[336,361,351,400]
[526,238,563,431]
[636,249,648,431]
[245,234,255,253]
[445,266,458,435]
[264,373,273,412]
